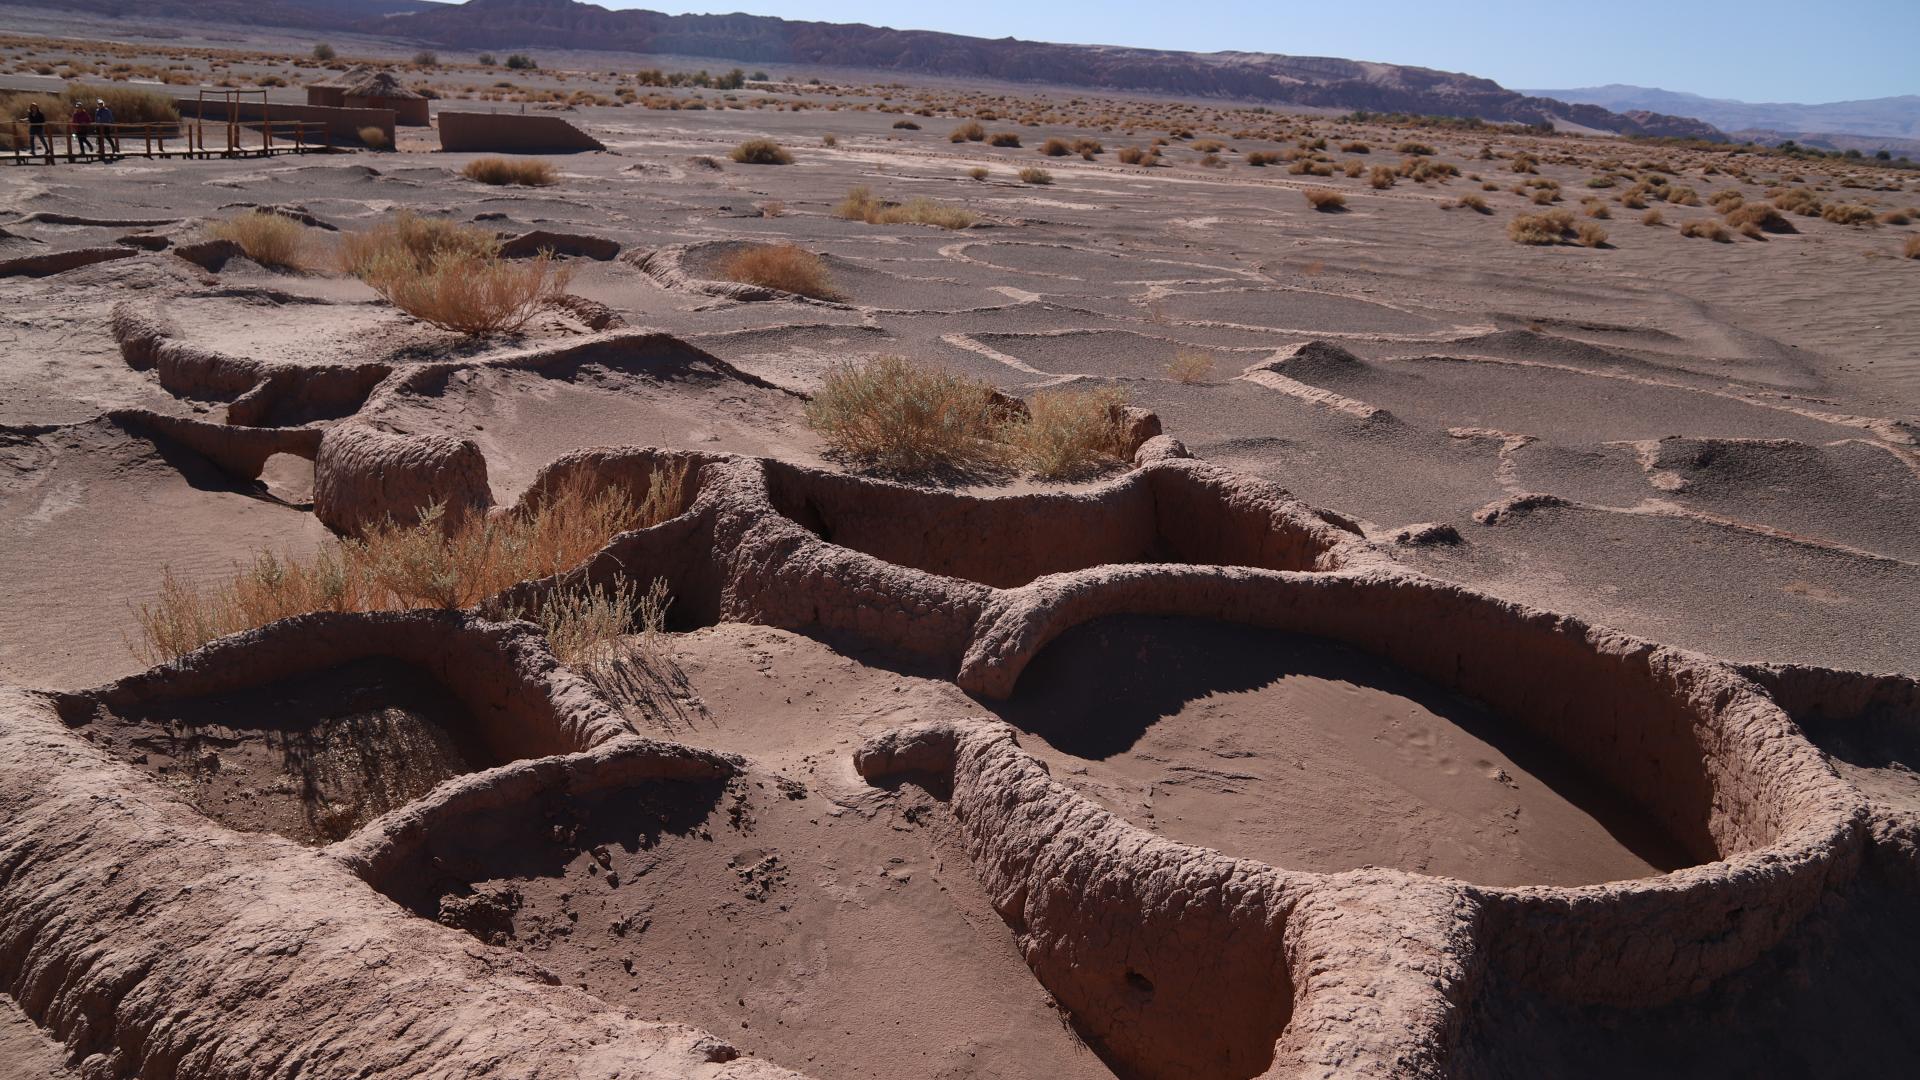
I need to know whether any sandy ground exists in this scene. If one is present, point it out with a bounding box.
[1,64,1918,1079]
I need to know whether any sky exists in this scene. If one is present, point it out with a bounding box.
[576,0,1919,103]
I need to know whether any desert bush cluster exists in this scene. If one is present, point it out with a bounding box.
[833,186,977,229]
[804,355,1133,479]
[211,210,311,270]
[721,244,844,300]
[342,212,572,334]
[136,469,685,665]
[461,156,557,186]
[729,137,793,164]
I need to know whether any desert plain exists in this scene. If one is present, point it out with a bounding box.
[1,27,1919,1080]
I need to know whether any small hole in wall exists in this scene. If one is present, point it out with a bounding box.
[1125,970,1155,999]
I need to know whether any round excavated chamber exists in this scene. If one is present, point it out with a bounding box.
[993,614,1697,886]
[762,459,1354,590]
[62,656,495,845]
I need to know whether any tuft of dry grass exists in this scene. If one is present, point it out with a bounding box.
[820,133,838,147]
[1679,218,1732,242]
[358,126,391,151]
[804,354,1007,474]
[989,131,1023,147]
[134,469,686,664]
[462,157,557,186]
[1117,145,1153,165]
[1821,203,1875,225]
[344,212,568,335]
[891,118,920,130]
[1167,348,1216,384]
[1003,385,1133,480]
[1368,165,1395,189]
[1724,202,1795,234]
[833,186,976,229]
[721,244,843,300]
[1040,137,1073,157]
[1303,187,1346,211]
[950,121,986,143]
[1642,208,1665,226]
[515,574,670,668]
[967,166,990,181]
[1904,234,1920,259]
[1508,209,1576,245]
[1575,222,1609,247]
[728,137,792,164]
[1018,166,1053,185]
[1456,194,1491,213]
[210,210,310,271]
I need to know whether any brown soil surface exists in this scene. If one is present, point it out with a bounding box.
[992,615,1686,886]
[69,657,486,844]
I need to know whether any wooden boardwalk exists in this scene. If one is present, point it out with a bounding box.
[6,119,331,166]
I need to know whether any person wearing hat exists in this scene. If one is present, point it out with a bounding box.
[20,101,53,159]
[69,101,93,156]
[92,98,117,156]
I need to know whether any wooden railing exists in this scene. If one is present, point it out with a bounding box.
[6,119,330,164]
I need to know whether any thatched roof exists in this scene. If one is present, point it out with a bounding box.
[311,67,422,100]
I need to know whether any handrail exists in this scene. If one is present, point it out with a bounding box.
[6,118,327,164]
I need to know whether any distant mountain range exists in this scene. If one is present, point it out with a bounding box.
[30,0,1725,140]
[1524,84,1920,151]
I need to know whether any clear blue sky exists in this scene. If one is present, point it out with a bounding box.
[580,0,1918,103]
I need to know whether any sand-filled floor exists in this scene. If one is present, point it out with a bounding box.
[994,615,1683,886]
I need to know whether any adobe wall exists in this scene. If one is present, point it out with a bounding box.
[438,110,605,153]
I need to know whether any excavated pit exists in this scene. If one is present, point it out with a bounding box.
[60,657,491,845]
[762,458,1353,590]
[996,614,1691,886]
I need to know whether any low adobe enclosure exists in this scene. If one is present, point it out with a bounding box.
[0,301,1909,1078]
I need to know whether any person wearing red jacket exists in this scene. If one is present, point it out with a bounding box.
[69,102,93,155]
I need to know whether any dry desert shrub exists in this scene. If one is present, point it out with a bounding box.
[1724,202,1796,233]
[1877,209,1910,225]
[1395,141,1435,156]
[1040,137,1072,157]
[1510,152,1539,174]
[1019,166,1053,184]
[345,213,569,335]
[368,251,571,334]
[1664,186,1702,206]
[1904,234,1920,259]
[1303,187,1347,211]
[968,166,990,181]
[358,126,391,150]
[210,210,310,271]
[804,354,1007,474]
[1117,145,1152,164]
[1508,209,1576,245]
[1004,385,1133,480]
[833,185,976,229]
[989,131,1023,147]
[1167,348,1217,384]
[134,469,686,664]
[950,120,986,142]
[1341,140,1369,153]
[1343,159,1365,177]
[721,244,843,300]
[1679,218,1732,241]
[1575,222,1609,247]
[729,137,792,164]
[1642,208,1665,226]
[1821,203,1875,225]
[1369,165,1395,189]
[461,156,557,186]
[820,133,838,147]
[1245,150,1279,166]
[1456,194,1491,213]
[891,118,919,130]
[517,574,670,668]
[339,211,498,278]
[1772,187,1822,215]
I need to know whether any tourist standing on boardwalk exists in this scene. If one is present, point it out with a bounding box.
[69,102,93,154]
[93,99,117,156]
[22,102,52,157]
